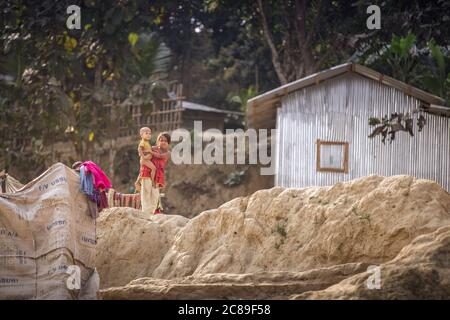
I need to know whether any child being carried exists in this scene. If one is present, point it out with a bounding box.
[135,127,157,191]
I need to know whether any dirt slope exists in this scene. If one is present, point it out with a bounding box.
[163,163,273,217]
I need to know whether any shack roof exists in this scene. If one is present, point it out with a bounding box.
[166,92,244,116]
[247,62,449,129]
[181,101,243,115]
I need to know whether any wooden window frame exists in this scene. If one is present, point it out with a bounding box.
[316,139,349,173]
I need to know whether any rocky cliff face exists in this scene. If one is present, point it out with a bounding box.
[96,175,450,299]
[292,226,450,299]
[96,208,188,288]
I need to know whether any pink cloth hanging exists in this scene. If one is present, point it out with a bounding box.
[81,161,112,190]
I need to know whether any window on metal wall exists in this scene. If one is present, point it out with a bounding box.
[316,140,349,173]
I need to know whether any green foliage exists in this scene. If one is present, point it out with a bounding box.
[421,39,450,99]
[275,223,287,238]
[227,86,258,113]
[224,169,246,187]
[351,206,370,223]
[368,117,381,126]
[429,40,446,74]
[358,212,371,223]
[370,32,419,83]
[390,33,416,59]
[128,33,139,47]
[129,32,172,80]
[274,220,288,249]
[364,33,450,105]
[364,33,449,145]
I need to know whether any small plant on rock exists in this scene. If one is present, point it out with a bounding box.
[358,212,371,223]
[276,222,287,238]
[224,169,247,187]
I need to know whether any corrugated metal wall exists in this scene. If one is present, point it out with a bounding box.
[276,73,450,191]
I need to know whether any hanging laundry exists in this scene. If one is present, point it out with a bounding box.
[81,161,112,190]
[79,165,94,197]
[94,189,108,212]
[77,161,111,215]
[107,189,142,210]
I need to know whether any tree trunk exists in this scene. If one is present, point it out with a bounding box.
[256,0,288,85]
[294,0,316,78]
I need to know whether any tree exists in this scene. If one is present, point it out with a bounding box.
[422,39,450,101]
[0,0,171,181]
[363,33,450,104]
[366,34,450,143]
[367,32,419,83]
[205,0,371,84]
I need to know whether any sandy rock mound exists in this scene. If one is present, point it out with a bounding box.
[96,175,450,298]
[96,208,188,288]
[101,226,450,300]
[292,226,450,299]
[153,175,450,279]
[100,262,369,300]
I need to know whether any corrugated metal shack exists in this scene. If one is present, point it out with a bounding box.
[248,63,450,191]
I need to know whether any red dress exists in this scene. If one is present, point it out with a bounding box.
[151,147,168,187]
[140,164,152,179]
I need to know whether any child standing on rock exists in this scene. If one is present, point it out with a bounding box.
[140,132,171,215]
